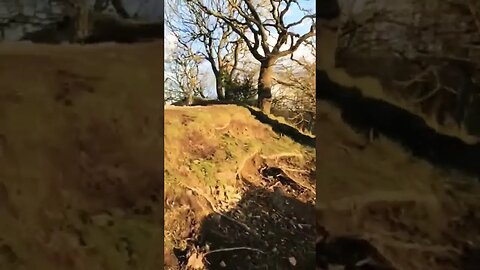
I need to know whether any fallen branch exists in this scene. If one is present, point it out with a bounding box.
[205,246,265,255]
[279,167,309,173]
[260,152,303,160]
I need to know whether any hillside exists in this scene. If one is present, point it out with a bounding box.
[316,97,480,269]
[164,105,316,269]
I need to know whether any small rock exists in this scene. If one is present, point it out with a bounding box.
[288,257,297,266]
[219,261,227,268]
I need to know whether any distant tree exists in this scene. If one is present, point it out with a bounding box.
[165,32,206,105]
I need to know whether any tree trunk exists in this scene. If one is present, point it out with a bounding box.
[215,75,225,100]
[257,58,275,113]
[73,1,90,43]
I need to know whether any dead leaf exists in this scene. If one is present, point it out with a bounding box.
[187,252,205,269]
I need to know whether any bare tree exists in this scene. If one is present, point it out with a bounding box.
[190,0,315,113]
[166,0,245,100]
[165,33,206,105]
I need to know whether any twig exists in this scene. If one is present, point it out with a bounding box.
[413,67,443,103]
[279,167,309,173]
[392,65,434,88]
[260,152,303,160]
[205,246,265,255]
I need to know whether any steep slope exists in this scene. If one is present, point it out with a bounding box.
[316,100,480,270]
[164,105,316,270]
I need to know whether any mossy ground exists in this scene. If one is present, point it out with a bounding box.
[0,42,163,270]
[163,105,316,269]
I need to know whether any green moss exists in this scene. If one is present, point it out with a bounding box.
[190,160,217,186]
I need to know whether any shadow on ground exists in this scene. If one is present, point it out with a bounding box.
[176,183,316,270]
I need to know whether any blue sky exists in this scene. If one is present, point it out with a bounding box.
[165,0,316,99]
[282,0,315,34]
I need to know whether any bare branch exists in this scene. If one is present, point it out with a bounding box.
[276,26,315,58]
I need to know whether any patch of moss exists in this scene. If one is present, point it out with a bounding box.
[221,133,245,158]
[189,160,217,187]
